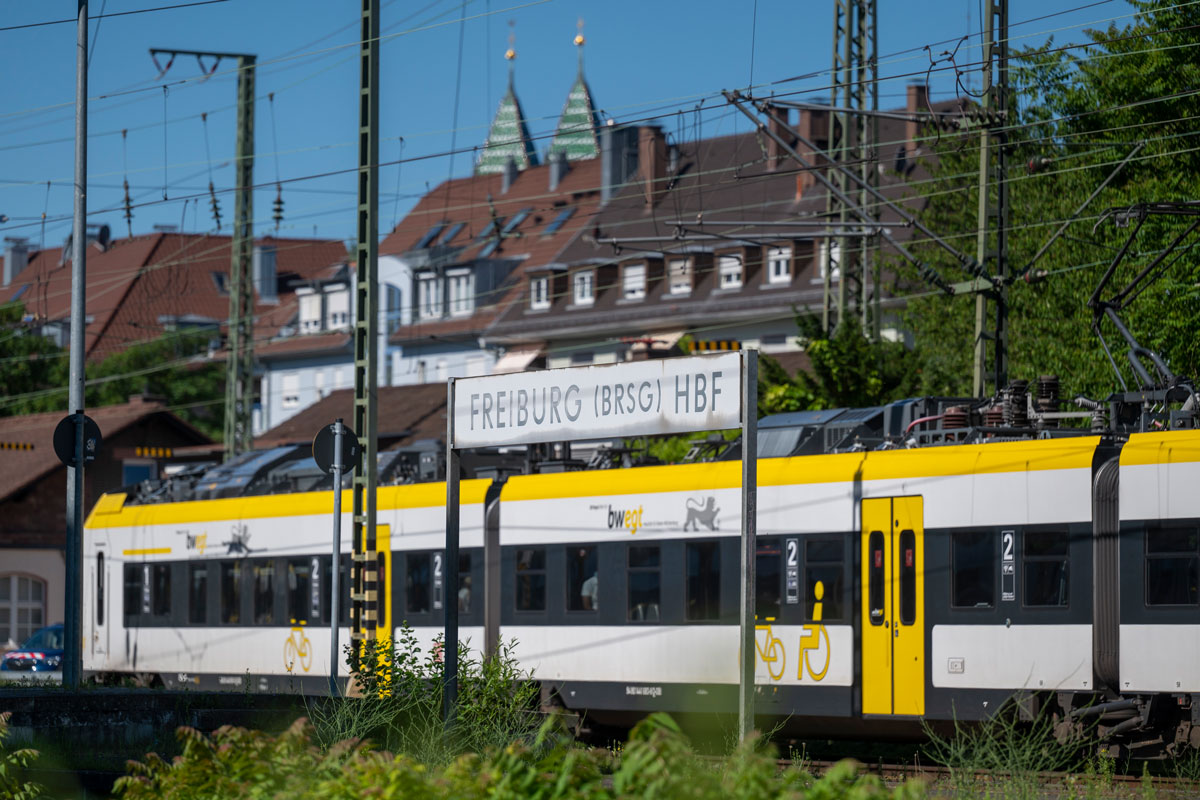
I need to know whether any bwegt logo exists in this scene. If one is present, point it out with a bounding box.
[607,504,644,536]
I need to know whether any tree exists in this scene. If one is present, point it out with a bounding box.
[0,302,68,417]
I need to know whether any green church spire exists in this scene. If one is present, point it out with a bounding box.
[549,19,600,162]
[475,26,538,176]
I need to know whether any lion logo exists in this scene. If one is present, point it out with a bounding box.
[683,497,720,531]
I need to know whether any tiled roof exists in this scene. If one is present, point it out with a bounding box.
[476,73,538,175]
[255,383,449,448]
[256,331,353,360]
[0,233,346,361]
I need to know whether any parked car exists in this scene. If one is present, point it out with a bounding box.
[1,624,64,674]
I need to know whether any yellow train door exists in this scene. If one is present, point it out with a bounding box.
[375,524,392,642]
[860,496,925,716]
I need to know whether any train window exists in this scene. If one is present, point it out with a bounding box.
[407,553,431,614]
[868,531,885,625]
[151,564,171,617]
[952,530,995,608]
[516,549,546,612]
[253,562,275,625]
[189,564,208,625]
[899,530,916,625]
[287,559,314,624]
[123,564,141,621]
[458,553,472,613]
[756,543,781,620]
[628,545,660,622]
[566,547,598,612]
[805,539,843,622]
[96,552,105,626]
[1145,528,1200,606]
[686,542,720,621]
[220,562,241,624]
[1023,531,1069,607]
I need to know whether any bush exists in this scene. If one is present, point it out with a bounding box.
[0,712,44,800]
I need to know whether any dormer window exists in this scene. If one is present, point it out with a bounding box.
[530,276,550,310]
[623,263,646,300]
[418,274,442,319]
[324,286,350,330]
[718,254,743,289]
[573,269,595,306]
[447,269,474,316]
[297,289,321,333]
[767,246,792,285]
[668,257,692,296]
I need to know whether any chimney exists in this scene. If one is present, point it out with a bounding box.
[765,104,795,172]
[3,238,29,287]
[548,149,570,192]
[501,156,519,194]
[638,126,667,207]
[795,104,828,199]
[906,82,930,155]
[253,242,278,303]
[600,124,639,204]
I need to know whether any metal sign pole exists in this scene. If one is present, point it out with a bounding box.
[444,379,460,727]
[738,349,759,739]
[329,418,344,697]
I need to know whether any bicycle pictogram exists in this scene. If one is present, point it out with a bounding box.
[797,580,830,681]
[283,623,313,673]
[754,618,786,681]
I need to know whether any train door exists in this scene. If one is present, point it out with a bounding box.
[860,496,925,716]
[375,525,392,642]
[91,539,109,658]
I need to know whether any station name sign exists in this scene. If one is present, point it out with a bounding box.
[451,352,744,448]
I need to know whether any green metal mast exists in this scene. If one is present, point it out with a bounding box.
[351,0,381,653]
[972,0,1010,396]
[150,48,256,459]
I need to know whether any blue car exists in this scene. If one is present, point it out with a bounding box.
[1,624,64,673]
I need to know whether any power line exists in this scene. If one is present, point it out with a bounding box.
[0,0,230,32]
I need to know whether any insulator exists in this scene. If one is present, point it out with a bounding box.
[122,179,134,238]
[1003,380,1030,428]
[943,406,969,431]
[1037,375,1061,429]
[985,405,1005,428]
[272,184,284,232]
[208,181,222,230]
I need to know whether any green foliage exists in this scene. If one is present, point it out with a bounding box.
[0,712,44,800]
[115,711,922,799]
[0,303,68,418]
[898,0,1200,399]
[306,623,542,766]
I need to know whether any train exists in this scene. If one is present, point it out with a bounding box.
[81,383,1200,756]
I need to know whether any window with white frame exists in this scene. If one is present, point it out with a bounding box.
[668,258,692,295]
[0,574,46,647]
[315,370,327,398]
[767,246,792,285]
[298,290,322,333]
[718,255,743,289]
[281,373,300,409]
[447,270,474,316]
[529,276,550,310]
[418,275,443,319]
[623,263,646,300]
[385,284,403,333]
[818,241,842,281]
[325,287,350,330]
[573,269,595,306]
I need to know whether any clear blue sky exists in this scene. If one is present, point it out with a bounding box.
[0,1,1130,251]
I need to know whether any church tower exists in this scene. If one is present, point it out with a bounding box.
[548,19,600,162]
[475,26,538,175]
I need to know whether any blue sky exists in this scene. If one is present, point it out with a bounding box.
[0,1,1131,251]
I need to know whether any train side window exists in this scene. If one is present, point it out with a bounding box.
[805,538,844,622]
[457,553,472,613]
[188,564,208,625]
[287,559,314,624]
[407,553,431,614]
[686,541,720,621]
[628,545,660,622]
[952,530,995,608]
[253,562,275,625]
[220,562,242,624]
[1145,528,1200,606]
[899,530,916,624]
[516,549,546,612]
[1023,531,1069,607]
[755,542,781,620]
[151,564,171,618]
[123,564,141,621]
[566,547,598,612]
[868,531,885,624]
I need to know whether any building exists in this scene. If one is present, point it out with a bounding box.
[0,397,212,651]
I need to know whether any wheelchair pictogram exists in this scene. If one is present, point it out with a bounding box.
[797,580,831,682]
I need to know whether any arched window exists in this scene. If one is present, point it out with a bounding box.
[0,574,47,648]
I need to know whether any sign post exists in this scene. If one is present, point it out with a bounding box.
[444,351,759,738]
[313,419,360,697]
